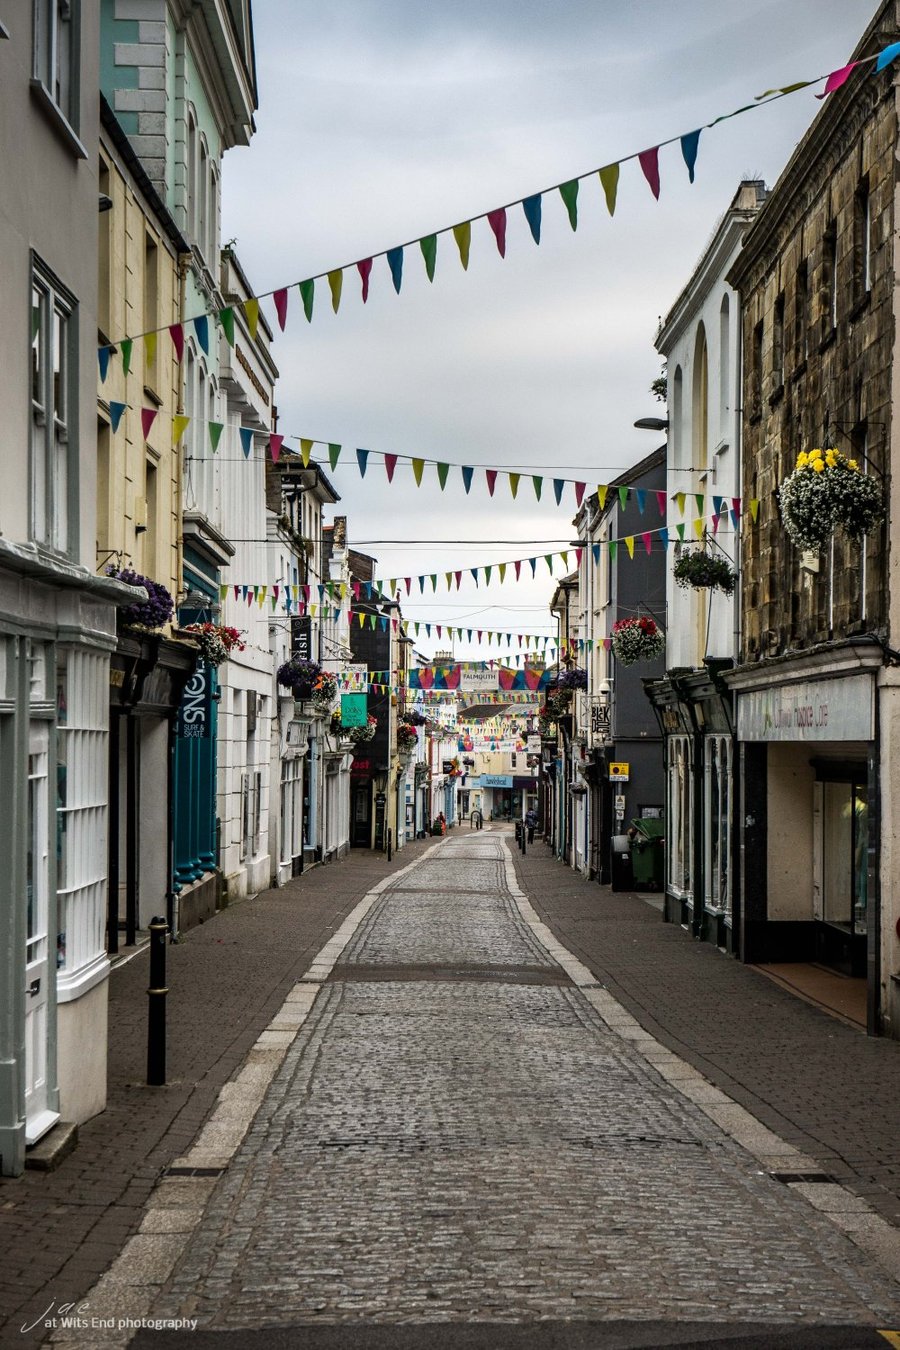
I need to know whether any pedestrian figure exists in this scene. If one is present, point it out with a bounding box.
[473,808,483,830]
[525,807,537,844]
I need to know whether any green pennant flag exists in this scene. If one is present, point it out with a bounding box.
[676,522,686,541]
[599,163,620,216]
[208,421,223,452]
[545,554,554,572]
[509,472,520,498]
[420,234,437,282]
[609,540,618,561]
[559,179,579,230]
[695,493,705,517]
[436,462,449,489]
[485,566,492,585]
[430,574,437,591]
[532,476,543,500]
[452,221,471,270]
[618,485,629,511]
[121,338,133,376]
[328,269,343,313]
[300,278,315,322]
[219,307,235,346]
[328,442,341,469]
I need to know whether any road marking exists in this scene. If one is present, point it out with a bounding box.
[877,1332,900,1347]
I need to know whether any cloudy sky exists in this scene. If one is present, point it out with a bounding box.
[222,0,876,663]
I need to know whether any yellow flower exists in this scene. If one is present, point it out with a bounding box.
[797,451,809,468]
[848,458,858,470]
[825,450,837,468]
[813,460,825,473]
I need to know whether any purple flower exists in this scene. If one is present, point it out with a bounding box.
[107,567,174,630]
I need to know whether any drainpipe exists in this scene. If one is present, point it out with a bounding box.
[174,251,189,600]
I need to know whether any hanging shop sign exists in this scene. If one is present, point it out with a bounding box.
[176,663,212,740]
[608,762,630,780]
[290,614,312,660]
[736,673,874,743]
[340,692,369,727]
[460,669,500,691]
[482,774,514,788]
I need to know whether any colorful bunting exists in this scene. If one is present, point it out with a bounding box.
[121,338,133,376]
[356,447,369,477]
[462,465,474,494]
[487,208,507,257]
[328,442,341,470]
[193,315,209,354]
[274,287,289,330]
[385,453,397,482]
[638,147,661,199]
[140,407,158,440]
[680,130,701,182]
[98,347,111,382]
[420,234,437,282]
[173,414,190,444]
[144,331,157,366]
[452,221,471,270]
[327,270,343,313]
[108,401,126,433]
[299,279,315,322]
[559,179,579,230]
[244,298,259,339]
[387,247,404,293]
[522,194,542,243]
[239,427,254,458]
[208,421,223,452]
[599,163,619,216]
[219,308,235,347]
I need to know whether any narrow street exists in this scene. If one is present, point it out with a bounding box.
[49,827,900,1348]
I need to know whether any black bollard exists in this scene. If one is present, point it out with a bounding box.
[387,827,393,862]
[147,916,168,1086]
[521,825,527,856]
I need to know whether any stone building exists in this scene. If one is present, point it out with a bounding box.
[725,0,900,1033]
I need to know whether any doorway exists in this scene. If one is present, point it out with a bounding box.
[25,720,58,1144]
[814,771,868,977]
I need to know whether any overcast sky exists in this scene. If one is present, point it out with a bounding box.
[222,0,877,664]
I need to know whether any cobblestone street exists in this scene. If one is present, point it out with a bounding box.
[59,828,899,1346]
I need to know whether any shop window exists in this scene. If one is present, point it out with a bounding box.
[824,220,838,333]
[795,260,809,363]
[772,293,785,394]
[854,176,871,301]
[31,260,76,556]
[667,734,693,898]
[820,780,867,937]
[703,735,731,918]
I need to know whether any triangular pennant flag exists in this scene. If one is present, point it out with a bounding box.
[553,479,564,505]
[609,540,618,561]
[327,269,343,313]
[660,528,670,550]
[486,470,497,497]
[385,453,397,482]
[695,493,705,517]
[140,407,158,440]
[471,568,479,586]
[625,536,635,558]
[144,331,157,366]
[430,574,437,592]
[528,558,537,577]
[522,193,542,244]
[98,346,111,382]
[461,465,473,494]
[412,458,424,486]
[732,497,742,521]
[499,563,507,583]
[675,492,686,516]
[173,414,190,444]
[456,572,463,589]
[208,421,223,452]
[445,572,453,590]
[680,130,701,182]
[169,324,185,361]
[592,543,601,564]
[121,338,133,375]
[419,234,437,282]
[559,179,579,230]
[599,163,619,216]
[749,499,760,522]
[300,438,314,467]
[574,482,586,508]
[239,427,254,458]
[244,298,259,339]
[676,522,686,541]
[487,208,507,257]
[642,532,652,555]
[713,495,724,516]
[328,443,341,470]
[387,246,404,293]
[532,476,543,500]
[452,221,471,270]
[436,462,449,490]
[418,577,425,593]
[270,434,284,462]
[618,485,629,511]
[514,560,522,580]
[816,63,859,100]
[638,146,661,200]
[509,473,520,499]
[356,447,369,477]
[484,566,492,585]
[356,258,374,303]
[598,484,609,510]
[656,490,667,516]
[876,41,900,72]
[108,401,127,433]
[544,554,554,572]
[299,278,314,322]
[274,287,289,330]
[694,518,704,539]
[560,551,569,568]
[219,307,235,346]
[193,314,209,354]
[712,513,721,536]
[635,488,646,514]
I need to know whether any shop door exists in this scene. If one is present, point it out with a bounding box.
[814,777,868,975]
[25,721,57,1144]
[351,783,371,847]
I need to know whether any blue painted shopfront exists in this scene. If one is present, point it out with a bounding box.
[173,552,219,891]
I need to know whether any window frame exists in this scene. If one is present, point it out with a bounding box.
[31,0,85,156]
[30,256,78,557]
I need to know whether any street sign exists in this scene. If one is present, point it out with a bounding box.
[609,762,630,781]
[614,793,626,818]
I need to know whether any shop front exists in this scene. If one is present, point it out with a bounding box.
[725,644,880,1026]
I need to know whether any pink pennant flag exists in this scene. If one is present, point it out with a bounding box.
[436,625,442,638]
[269,433,284,462]
[642,532,653,555]
[712,513,721,535]
[303,585,311,599]
[169,324,185,362]
[487,208,507,257]
[404,577,411,594]
[140,407,158,440]
[273,287,288,330]
[574,481,586,507]
[486,469,497,496]
[638,147,661,200]
[385,453,397,482]
[357,258,373,301]
[816,62,859,98]
[514,560,521,580]
[656,490,667,516]
[352,582,360,599]
[575,548,583,567]
[732,497,742,520]
[455,570,462,589]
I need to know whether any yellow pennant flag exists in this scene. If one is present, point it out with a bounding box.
[499,563,506,583]
[358,612,366,627]
[300,438,314,466]
[445,572,453,589]
[144,331,157,366]
[509,472,520,499]
[340,583,348,599]
[561,551,569,567]
[625,536,635,558]
[599,163,620,216]
[258,586,267,606]
[598,484,608,510]
[749,499,760,522]
[452,221,471,270]
[412,458,424,486]
[172,414,190,444]
[694,518,705,539]
[675,492,686,516]
[328,269,343,313]
[244,298,259,340]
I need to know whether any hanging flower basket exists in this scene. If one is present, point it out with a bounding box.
[180,623,245,667]
[276,656,336,705]
[401,708,427,726]
[557,667,588,691]
[331,711,377,744]
[779,448,884,551]
[107,567,174,631]
[543,689,572,721]
[611,616,665,665]
[673,550,737,596]
[397,723,419,752]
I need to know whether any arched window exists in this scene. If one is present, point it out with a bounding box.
[672,365,683,463]
[186,107,197,239]
[719,295,730,444]
[208,163,219,264]
[198,135,209,259]
[692,323,708,471]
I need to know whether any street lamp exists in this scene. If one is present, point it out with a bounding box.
[633,417,668,432]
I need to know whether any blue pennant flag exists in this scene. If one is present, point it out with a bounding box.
[239,427,254,458]
[387,246,404,293]
[553,479,564,505]
[193,315,209,354]
[356,447,369,477]
[528,558,537,576]
[461,465,474,494]
[109,401,127,432]
[680,130,701,183]
[98,347,111,382]
[471,568,479,587]
[660,528,670,550]
[592,543,601,565]
[635,488,646,514]
[522,194,542,244]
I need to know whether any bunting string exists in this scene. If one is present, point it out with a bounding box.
[96,44,900,368]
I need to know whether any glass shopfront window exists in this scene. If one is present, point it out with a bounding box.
[822,779,868,937]
[704,734,732,918]
[667,734,693,898]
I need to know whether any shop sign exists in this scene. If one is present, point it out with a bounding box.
[614,793,627,818]
[737,673,874,743]
[609,762,630,781]
[176,663,212,739]
[526,735,541,753]
[461,669,499,691]
[482,774,513,787]
[340,692,368,727]
[291,615,312,660]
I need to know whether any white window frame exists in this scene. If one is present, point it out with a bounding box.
[32,0,81,139]
[703,733,732,918]
[31,258,77,556]
[667,734,693,899]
